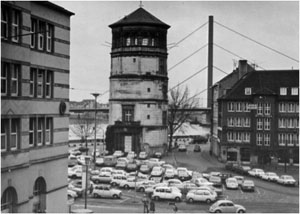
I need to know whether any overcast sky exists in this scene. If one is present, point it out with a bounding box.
[54,1,299,105]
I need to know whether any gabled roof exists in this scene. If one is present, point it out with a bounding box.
[109,7,170,29]
[220,70,299,100]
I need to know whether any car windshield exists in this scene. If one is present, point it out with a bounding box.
[284,175,293,179]
[244,180,253,185]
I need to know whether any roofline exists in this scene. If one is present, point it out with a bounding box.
[36,1,75,16]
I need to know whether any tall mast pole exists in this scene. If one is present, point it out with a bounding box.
[208,16,214,152]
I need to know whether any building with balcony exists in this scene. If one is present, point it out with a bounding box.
[216,69,299,165]
[1,1,73,212]
[106,7,170,155]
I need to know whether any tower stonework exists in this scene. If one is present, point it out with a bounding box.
[106,8,170,155]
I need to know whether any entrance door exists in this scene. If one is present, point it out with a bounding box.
[124,136,132,153]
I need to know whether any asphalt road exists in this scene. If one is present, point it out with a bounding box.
[71,143,299,213]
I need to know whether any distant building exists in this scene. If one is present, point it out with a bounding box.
[106,7,170,155]
[1,1,73,212]
[216,68,299,165]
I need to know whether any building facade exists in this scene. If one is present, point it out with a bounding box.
[1,1,73,212]
[217,69,299,165]
[106,7,170,155]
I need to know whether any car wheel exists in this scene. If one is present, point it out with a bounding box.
[124,185,129,189]
[238,210,245,213]
[214,210,221,213]
[188,198,194,203]
[206,199,211,204]
[175,197,181,202]
[93,193,99,198]
[154,196,160,201]
[139,187,145,192]
[113,194,118,199]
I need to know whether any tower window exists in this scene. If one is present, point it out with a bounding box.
[122,105,134,122]
[126,37,130,46]
[147,88,151,92]
[133,58,136,63]
[147,115,150,119]
[142,38,148,46]
[147,104,150,108]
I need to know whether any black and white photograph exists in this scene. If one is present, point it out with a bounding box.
[1,0,299,213]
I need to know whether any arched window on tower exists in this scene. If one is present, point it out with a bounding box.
[126,37,131,46]
[32,177,47,213]
[1,187,18,213]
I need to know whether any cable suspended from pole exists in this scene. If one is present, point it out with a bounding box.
[168,66,207,92]
[214,20,299,63]
[168,22,208,50]
[168,44,208,72]
[213,66,230,75]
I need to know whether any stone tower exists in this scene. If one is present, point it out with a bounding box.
[106,7,170,155]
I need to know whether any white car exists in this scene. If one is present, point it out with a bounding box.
[77,155,92,165]
[186,189,217,203]
[95,157,104,166]
[137,180,156,192]
[111,169,127,177]
[127,151,137,159]
[68,166,82,179]
[209,200,246,213]
[277,175,297,186]
[151,166,164,177]
[99,167,114,176]
[177,167,192,181]
[139,151,148,160]
[68,183,83,198]
[164,168,177,179]
[148,158,165,168]
[113,150,124,158]
[110,175,127,186]
[152,186,182,202]
[178,144,187,152]
[166,179,184,190]
[145,183,168,194]
[248,168,265,178]
[182,181,202,191]
[91,174,112,184]
[195,178,213,187]
[67,189,78,198]
[119,177,145,189]
[261,172,279,182]
[225,177,239,189]
[233,176,244,186]
[92,184,122,199]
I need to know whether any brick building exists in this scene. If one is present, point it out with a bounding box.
[216,69,299,165]
[1,1,73,212]
[106,7,170,155]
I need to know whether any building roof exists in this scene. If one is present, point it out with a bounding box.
[109,7,170,29]
[220,70,299,100]
[37,1,75,16]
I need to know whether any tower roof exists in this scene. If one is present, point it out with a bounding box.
[109,7,170,29]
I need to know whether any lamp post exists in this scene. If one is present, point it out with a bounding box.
[91,93,100,169]
[84,156,91,209]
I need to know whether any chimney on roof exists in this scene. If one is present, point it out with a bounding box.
[238,60,255,79]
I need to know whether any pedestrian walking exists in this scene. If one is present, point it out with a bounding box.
[142,194,149,213]
[149,199,155,213]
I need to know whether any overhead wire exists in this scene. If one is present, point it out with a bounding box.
[215,20,299,63]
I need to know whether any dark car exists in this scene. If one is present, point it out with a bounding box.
[139,164,151,174]
[209,176,222,188]
[193,144,201,152]
[126,162,138,172]
[241,180,255,192]
[236,165,251,175]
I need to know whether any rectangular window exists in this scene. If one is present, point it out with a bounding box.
[1,119,8,151]
[264,134,270,146]
[11,64,19,96]
[264,118,270,130]
[288,103,295,113]
[31,18,37,48]
[291,87,299,95]
[245,87,251,95]
[227,132,234,142]
[10,119,19,150]
[11,9,20,43]
[227,117,234,127]
[228,102,234,112]
[126,37,130,46]
[293,134,299,146]
[236,132,242,142]
[294,118,299,128]
[122,105,134,122]
[245,103,250,112]
[45,118,52,145]
[244,118,250,127]
[287,118,293,128]
[236,103,242,112]
[279,118,286,128]
[279,103,286,112]
[37,117,44,145]
[37,70,44,97]
[142,38,148,46]
[256,133,262,146]
[257,103,263,115]
[1,6,8,39]
[257,118,263,130]
[162,111,167,125]
[264,103,271,115]
[236,118,242,127]
[30,68,37,97]
[278,133,285,146]
[296,103,299,113]
[45,71,53,98]
[29,118,36,146]
[244,132,250,142]
[1,62,8,95]
[38,21,46,50]
[280,87,287,95]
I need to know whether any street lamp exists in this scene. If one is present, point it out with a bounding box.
[91,93,100,169]
[84,156,91,209]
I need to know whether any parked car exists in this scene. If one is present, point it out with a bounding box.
[149,176,164,183]
[162,163,176,170]
[95,157,104,166]
[110,175,127,186]
[77,155,92,165]
[164,168,177,179]
[111,169,127,177]
[90,174,112,184]
[153,152,162,159]
[209,200,246,213]
[197,186,222,197]
[166,179,184,190]
[248,168,265,178]
[67,189,78,199]
[115,161,127,170]
[225,177,239,190]
[68,155,78,167]
[139,152,148,160]
[151,186,182,202]
[233,176,244,186]
[195,178,213,187]
[225,162,239,171]
[68,166,82,179]
[236,165,251,175]
[209,176,222,188]
[113,150,124,158]
[241,180,255,192]
[151,166,164,177]
[126,151,137,160]
[277,175,297,186]
[119,177,145,189]
[137,180,156,192]
[99,167,114,176]
[103,155,117,167]
[182,181,202,192]
[145,183,168,195]
[89,169,100,176]
[148,158,165,168]
[126,162,138,172]
[177,167,192,181]
[92,184,122,199]
[139,164,151,174]
[261,172,279,182]
[178,144,187,152]
[68,183,83,197]
[193,144,201,152]
[186,189,217,203]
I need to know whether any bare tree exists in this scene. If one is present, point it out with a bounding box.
[168,86,198,151]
